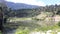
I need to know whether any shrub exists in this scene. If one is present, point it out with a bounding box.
[57,21,60,26]
[0,31,2,34]
[15,27,30,34]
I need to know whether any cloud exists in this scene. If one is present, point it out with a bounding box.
[57,3,60,5]
[6,0,46,6]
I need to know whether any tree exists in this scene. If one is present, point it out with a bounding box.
[56,10,60,15]
[0,6,5,34]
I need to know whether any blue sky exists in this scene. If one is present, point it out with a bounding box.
[39,0,60,5]
[5,0,60,6]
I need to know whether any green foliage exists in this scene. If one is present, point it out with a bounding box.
[0,31,2,34]
[56,11,60,15]
[15,27,30,34]
[33,25,59,32]
[57,21,60,26]
[32,17,40,21]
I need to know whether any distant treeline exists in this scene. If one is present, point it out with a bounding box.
[4,4,60,17]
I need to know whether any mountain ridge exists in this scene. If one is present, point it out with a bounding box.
[6,1,40,9]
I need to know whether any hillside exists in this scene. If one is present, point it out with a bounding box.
[6,2,40,9]
[6,4,60,17]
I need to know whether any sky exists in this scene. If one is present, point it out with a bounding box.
[5,0,60,6]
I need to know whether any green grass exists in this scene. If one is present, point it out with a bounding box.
[9,17,32,20]
[15,27,30,34]
[7,17,60,34]
[14,24,60,34]
[8,17,32,22]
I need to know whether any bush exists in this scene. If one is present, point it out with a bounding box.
[57,21,60,26]
[15,27,30,34]
[0,31,2,34]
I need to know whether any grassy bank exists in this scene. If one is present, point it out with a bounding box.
[6,17,60,34]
